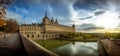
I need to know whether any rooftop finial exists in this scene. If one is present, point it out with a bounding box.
[55,18,58,24]
[51,17,54,22]
[45,10,47,17]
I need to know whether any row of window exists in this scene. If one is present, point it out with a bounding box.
[21,32,36,34]
[42,34,58,37]
[21,31,72,34]
[20,27,40,30]
[26,34,59,38]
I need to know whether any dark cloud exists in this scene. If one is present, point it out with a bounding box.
[77,23,104,30]
[94,11,105,16]
[79,11,105,20]
[73,0,100,11]
[80,16,93,20]
[73,0,120,11]
[93,0,120,12]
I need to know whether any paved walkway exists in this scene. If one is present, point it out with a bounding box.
[99,39,120,56]
[0,33,27,56]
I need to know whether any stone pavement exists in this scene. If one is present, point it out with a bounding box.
[99,39,120,56]
[0,33,27,56]
[0,33,58,56]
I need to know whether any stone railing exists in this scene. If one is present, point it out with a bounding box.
[20,34,58,56]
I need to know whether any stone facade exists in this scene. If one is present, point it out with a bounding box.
[19,12,75,39]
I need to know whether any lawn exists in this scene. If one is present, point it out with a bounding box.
[33,39,70,50]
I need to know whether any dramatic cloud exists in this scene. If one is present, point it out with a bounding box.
[6,0,120,32]
[79,10,105,20]
[77,23,104,31]
[73,0,98,11]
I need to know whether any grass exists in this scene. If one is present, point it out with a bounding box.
[33,39,70,50]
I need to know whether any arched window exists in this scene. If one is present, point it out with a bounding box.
[55,34,57,37]
[43,35,44,38]
[52,35,54,37]
[46,35,47,37]
[49,34,50,37]
[27,34,29,38]
[25,28,27,30]
[38,34,39,37]
[32,34,34,38]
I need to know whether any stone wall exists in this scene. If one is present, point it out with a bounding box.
[20,34,58,56]
[45,25,75,33]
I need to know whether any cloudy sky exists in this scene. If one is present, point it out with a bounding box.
[6,0,120,33]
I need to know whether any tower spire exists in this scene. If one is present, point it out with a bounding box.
[72,21,75,28]
[55,18,58,24]
[45,10,47,17]
[51,17,54,22]
[42,10,50,25]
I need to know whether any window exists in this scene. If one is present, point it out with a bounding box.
[38,35,39,37]
[43,35,44,38]
[46,35,47,37]
[55,34,57,37]
[49,34,50,37]
[27,34,29,38]
[29,28,30,30]
[32,34,34,38]
[52,35,54,37]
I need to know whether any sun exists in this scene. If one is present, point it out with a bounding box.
[95,11,119,29]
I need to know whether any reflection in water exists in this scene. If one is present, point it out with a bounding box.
[52,42,98,56]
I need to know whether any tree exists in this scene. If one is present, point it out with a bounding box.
[0,19,6,27]
[0,0,11,32]
[0,1,11,29]
[5,19,19,32]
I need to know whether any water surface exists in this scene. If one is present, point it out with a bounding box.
[52,42,98,56]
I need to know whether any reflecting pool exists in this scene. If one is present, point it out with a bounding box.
[52,42,98,56]
[34,40,98,56]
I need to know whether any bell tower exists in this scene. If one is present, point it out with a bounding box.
[72,22,75,29]
[72,21,76,32]
[42,11,50,25]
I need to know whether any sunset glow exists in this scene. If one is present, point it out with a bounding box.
[95,11,119,29]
